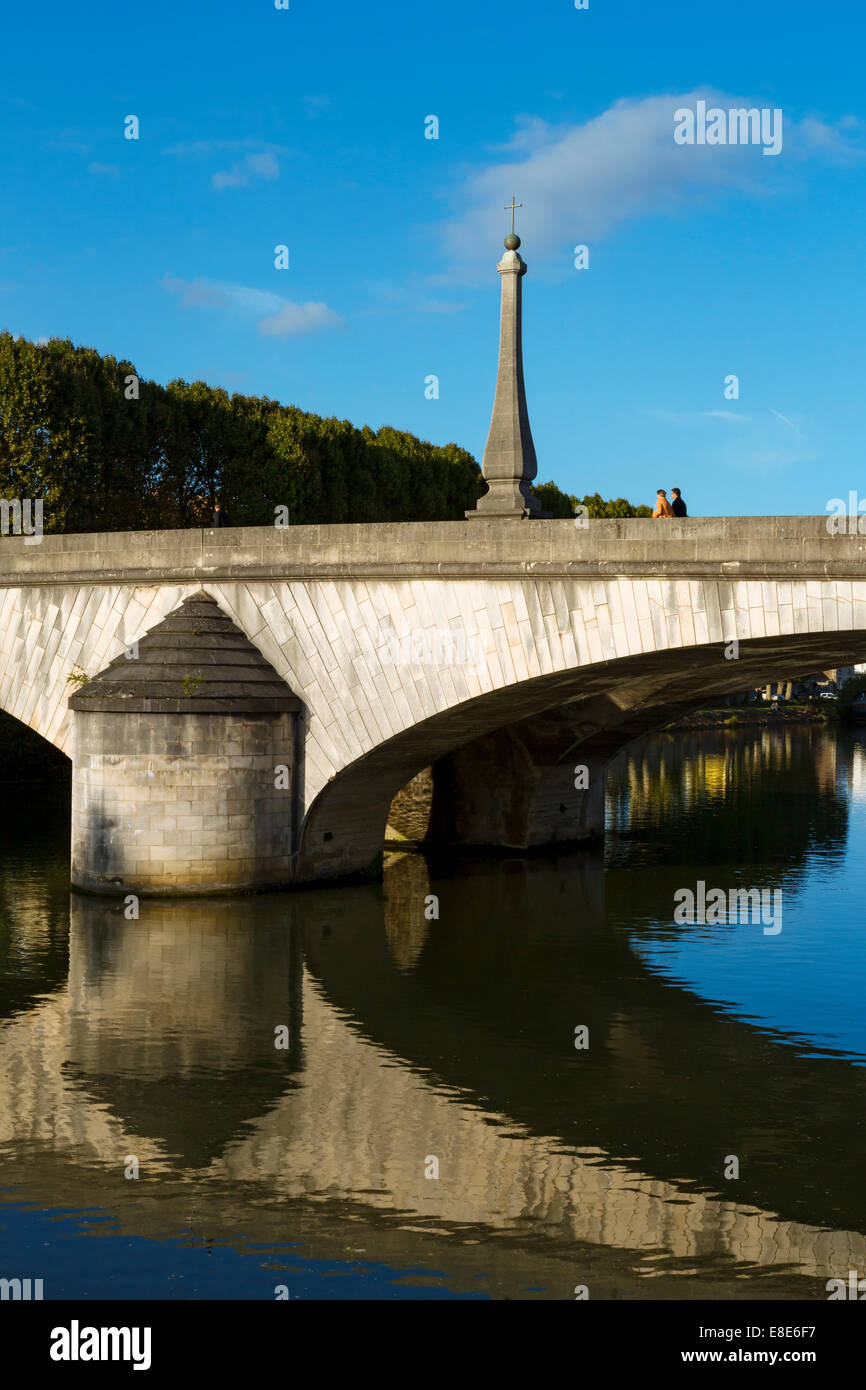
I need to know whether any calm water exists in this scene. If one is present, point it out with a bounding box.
[1,724,865,1301]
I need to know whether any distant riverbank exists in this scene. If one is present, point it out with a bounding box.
[667,706,829,730]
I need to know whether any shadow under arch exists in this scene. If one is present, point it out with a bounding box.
[0,709,71,1016]
[0,705,71,784]
[296,629,866,880]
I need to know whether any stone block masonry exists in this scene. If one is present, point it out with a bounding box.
[71,710,296,893]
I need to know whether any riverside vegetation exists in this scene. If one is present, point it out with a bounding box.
[0,333,650,532]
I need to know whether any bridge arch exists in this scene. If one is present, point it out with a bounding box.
[296,628,866,881]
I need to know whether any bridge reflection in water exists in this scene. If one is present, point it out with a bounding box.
[0,728,864,1299]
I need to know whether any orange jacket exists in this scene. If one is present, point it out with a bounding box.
[653,494,674,517]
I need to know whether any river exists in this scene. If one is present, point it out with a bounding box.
[1,724,864,1300]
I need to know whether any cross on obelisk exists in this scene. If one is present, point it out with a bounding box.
[505,197,522,235]
[466,201,545,518]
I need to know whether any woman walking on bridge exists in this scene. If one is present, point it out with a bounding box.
[652,488,674,518]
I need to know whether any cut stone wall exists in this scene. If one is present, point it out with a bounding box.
[71,711,295,894]
[386,768,433,841]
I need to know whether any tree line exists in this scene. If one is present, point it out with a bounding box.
[0,333,650,532]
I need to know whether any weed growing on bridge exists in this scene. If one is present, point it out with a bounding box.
[181,674,205,697]
[65,666,90,690]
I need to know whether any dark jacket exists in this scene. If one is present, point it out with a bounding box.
[213,507,231,528]
[671,496,687,517]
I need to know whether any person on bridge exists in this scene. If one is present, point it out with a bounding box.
[671,488,687,517]
[213,499,231,528]
[653,489,674,518]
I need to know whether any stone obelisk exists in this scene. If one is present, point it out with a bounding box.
[467,200,545,518]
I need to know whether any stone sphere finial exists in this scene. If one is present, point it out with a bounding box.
[504,232,521,250]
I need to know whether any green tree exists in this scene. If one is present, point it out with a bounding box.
[535,480,653,519]
[0,332,649,531]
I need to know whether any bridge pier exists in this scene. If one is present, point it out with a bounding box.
[421,695,714,853]
[427,718,607,850]
[69,592,301,896]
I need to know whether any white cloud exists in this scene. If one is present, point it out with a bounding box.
[164,139,289,158]
[439,92,864,278]
[770,408,797,430]
[302,95,332,117]
[161,275,343,338]
[258,301,343,336]
[213,151,280,190]
[362,284,470,316]
[163,140,290,189]
[651,408,755,425]
[648,402,812,477]
[717,445,813,476]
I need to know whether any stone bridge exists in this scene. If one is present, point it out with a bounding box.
[2,515,866,892]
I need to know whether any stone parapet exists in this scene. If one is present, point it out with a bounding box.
[2,518,866,586]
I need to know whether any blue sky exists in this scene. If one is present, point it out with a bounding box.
[2,0,865,515]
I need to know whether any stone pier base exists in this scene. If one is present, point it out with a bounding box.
[71,711,296,894]
[68,589,301,896]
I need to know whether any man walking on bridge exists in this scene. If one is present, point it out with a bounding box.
[671,488,687,517]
